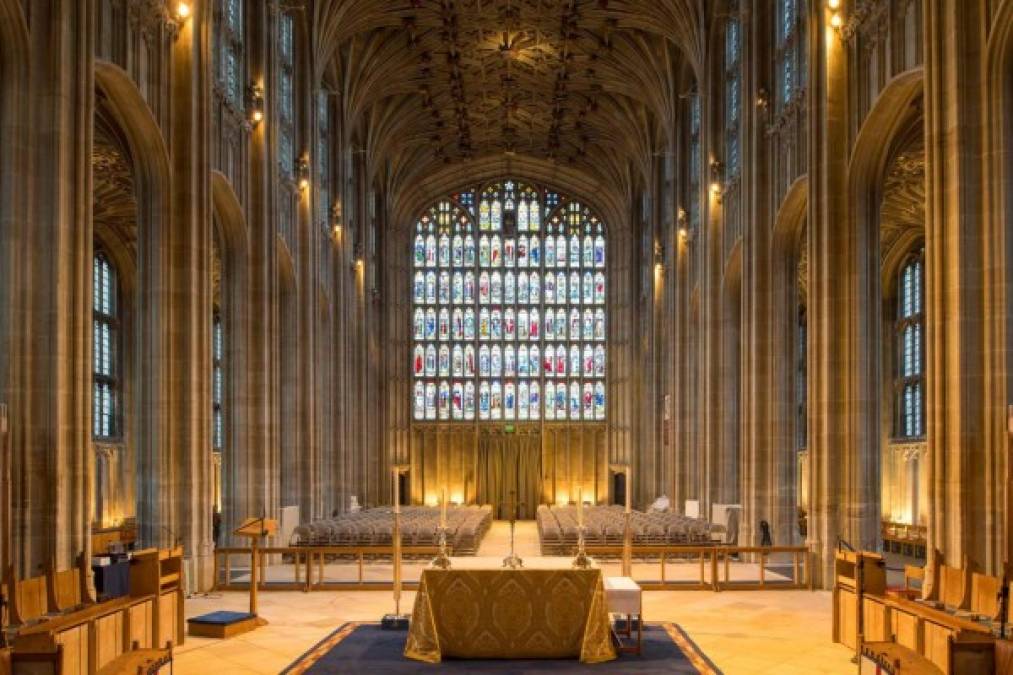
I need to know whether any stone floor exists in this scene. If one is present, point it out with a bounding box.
[176,522,856,674]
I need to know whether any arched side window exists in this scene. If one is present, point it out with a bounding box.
[686,93,702,233]
[411,180,607,423]
[212,312,224,452]
[796,305,807,451]
[316,90,331,229]
[93,252,119,439]
[214,0,244,107]
[775,0,807,112]
[277,12,296,178]
[895,250,925,438]
[724,5,742,179]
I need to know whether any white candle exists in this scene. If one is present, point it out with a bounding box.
[440,488,447,528]
[577,487,583,527]
[625,466,632,514]
[393,468,400,515]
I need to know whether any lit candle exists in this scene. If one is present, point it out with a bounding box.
[440,488,447,529]
[577,487,583,527]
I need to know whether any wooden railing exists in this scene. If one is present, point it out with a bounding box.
[213,545,443,592]
[213,544,812,592]
[584,545,812,591]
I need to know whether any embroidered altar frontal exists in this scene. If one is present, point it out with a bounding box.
[404,567,617,663]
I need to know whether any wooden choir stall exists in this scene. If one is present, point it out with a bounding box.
[2,547,184,675]
[833,550,1004,674]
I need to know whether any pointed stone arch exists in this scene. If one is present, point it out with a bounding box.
[93,60,176,549]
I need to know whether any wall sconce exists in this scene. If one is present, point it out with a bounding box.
[709,160,724,203]
[828,0,844,31]
[352,242,364,270]
[296,154,310,191]
[654,240,665,273]
[174,1,192,21]
[676,208,694,243]
[756,87,769,111]
[246,84,264,126]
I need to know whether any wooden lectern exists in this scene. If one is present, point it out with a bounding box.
[187,517,277,640]
[235,517,278,618]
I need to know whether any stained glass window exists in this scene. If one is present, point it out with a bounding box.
[316,90,331,228]
[277,12,295,177]
[895,251,925,438]
[213,313,224,451]
[214,0,244,107]
[725,7,742,178]
[412,181,607,422]
[775,0,807,111]
[93,252,119,439]
[687,94,702,233]
[796,306,807,451]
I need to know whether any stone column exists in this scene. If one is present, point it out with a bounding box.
[923,0,1003,573]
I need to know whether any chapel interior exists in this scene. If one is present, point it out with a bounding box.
[1,0,1012,673]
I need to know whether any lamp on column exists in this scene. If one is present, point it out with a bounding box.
[331,202,343,239]
[677,207,692,243]
[174,1,192,22]
[709,160,724,203]
[828,0,844,31]
[296,154,310,191]
[246,84,265,126]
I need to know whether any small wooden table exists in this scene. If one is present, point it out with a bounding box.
[605,576,643,655]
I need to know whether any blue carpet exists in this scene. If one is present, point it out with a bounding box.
[282,622,720,674]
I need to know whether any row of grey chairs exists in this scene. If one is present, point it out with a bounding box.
[536,504,724,555]
[291,505,494,555]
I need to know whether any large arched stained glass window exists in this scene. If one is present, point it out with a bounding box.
[412,180,607,423]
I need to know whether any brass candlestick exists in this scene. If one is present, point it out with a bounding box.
[572,524,593,569]
[431,525,452,569]
[502,490,524,569]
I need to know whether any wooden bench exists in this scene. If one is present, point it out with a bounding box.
[863,641,943,674]
[94,641,171,675]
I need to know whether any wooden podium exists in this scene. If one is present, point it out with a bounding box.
[187,517,277,640]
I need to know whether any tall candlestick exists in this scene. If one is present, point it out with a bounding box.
[393,468,400,514]
[577,487,584,527]
[625,465,632,514]
[440,488,447,529]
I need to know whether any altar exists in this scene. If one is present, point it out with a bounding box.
[404,567,617,663]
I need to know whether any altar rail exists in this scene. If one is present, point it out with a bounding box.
[213,545,444,591]
[212,544,812,592]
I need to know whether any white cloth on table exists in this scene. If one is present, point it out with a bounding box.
[604,576,642,616]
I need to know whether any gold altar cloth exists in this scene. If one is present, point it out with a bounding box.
[404,568,617,663]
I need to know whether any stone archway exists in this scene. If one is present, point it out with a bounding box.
[93,61,176,551]
[211,172,250,545]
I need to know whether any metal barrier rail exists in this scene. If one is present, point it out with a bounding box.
[212,544,812,592]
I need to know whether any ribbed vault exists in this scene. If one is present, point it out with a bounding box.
[315,0,704,224]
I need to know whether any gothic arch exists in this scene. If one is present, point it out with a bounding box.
[848,67,926,551]
[771,174,809,546]
[93,60,175,547]
[210,171,249,543]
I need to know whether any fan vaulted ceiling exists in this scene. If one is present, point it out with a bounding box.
[315,0,705,223]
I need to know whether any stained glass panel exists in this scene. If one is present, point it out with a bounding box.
[412,181,606,422]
